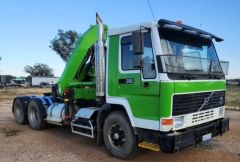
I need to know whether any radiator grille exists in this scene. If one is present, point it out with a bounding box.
[172,91,225,116]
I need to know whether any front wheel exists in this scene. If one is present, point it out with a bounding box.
[103,111,137,159]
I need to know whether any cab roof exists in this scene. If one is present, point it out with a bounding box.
[108,21,157,36]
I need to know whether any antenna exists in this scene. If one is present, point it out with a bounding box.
[199,5,204,29]
[146,0,156,21]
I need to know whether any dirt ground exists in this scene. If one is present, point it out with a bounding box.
[0,88,240,162]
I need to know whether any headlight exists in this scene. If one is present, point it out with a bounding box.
[174,116,184,129]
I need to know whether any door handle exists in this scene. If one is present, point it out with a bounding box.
[143,82,150,87]
[118,78,134,84]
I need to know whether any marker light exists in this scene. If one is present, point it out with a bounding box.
[64,89,70,95]
[160,118,173,131]
[176,20,183,24]
[162,119,173,125]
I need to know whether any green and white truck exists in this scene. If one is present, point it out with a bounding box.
[12,14,229,159]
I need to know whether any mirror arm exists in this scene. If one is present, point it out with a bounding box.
[139,54,144,87]
[138,26,149,87]
[137,26,150,87]
[140,25,150,32]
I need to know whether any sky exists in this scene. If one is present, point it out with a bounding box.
[0,0,239,78]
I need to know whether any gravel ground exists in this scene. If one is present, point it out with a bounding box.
[0,88,239,162]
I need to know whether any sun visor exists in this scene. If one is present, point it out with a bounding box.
[158,19,223,42]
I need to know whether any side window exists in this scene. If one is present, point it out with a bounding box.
[121,36,138,70]
[121,32,156,79]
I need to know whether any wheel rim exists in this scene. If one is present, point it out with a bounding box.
[29,106,38,124]
[108,124,126,149]
[15,103,22,121]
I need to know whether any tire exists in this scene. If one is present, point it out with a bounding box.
[13,98,28,124]
[103,111,137,159]
[27,98,47,130]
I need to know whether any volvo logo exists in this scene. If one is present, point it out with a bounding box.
[204,97,210,105]
[198,92,215,112]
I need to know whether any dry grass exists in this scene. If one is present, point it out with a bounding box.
[0,87,50,94]
[225,85,240,107]
[0,87,50,99]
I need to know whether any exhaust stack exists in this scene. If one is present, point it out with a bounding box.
[95,13,105,105]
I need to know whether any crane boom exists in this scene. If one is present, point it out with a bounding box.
[57,24,107,96]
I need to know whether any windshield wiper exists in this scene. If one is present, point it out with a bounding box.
[185,69,204,73]
[208,73,222,79]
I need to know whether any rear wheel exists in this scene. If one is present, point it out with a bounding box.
[13,98,28,124]
[103,111,137,159]
[28,98,47,130]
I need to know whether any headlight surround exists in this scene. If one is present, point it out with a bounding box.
[174,116,184,129]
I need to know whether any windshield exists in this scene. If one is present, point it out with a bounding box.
[158,28,228,79]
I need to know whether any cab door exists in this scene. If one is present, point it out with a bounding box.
[117,31,160,120]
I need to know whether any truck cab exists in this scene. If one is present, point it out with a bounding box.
[106,19,229,153]
[12,16,229,159]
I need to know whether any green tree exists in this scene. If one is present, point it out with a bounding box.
[50,29,79,62]
[24,63,54,77]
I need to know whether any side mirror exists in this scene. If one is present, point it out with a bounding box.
[132,31,144,55]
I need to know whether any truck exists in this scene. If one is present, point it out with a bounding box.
[28,76,59,87]
[10,78,27,87]
[12,14,229,159]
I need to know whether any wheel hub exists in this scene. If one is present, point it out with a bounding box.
[113,133,119,139]
[108,124,126,149]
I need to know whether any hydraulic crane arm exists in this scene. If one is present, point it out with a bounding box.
[57,24,108,96]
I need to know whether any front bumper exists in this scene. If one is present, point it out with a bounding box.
[159,117,229,153]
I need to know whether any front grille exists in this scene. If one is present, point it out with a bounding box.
[173,91,225,116]
[192,110,214,124]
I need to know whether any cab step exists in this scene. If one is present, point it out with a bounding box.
[71,118,94,138]
[138,142,160,151]
[71,107,98,138]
